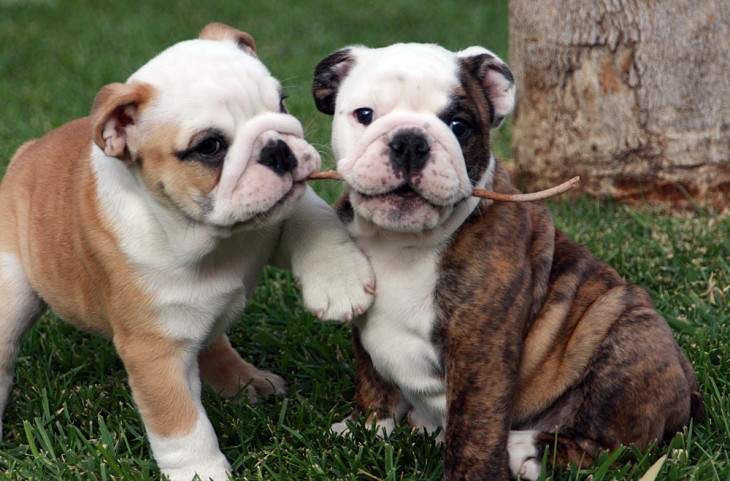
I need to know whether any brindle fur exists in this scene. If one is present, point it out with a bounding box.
[340,165,701,479]
[324,47,702,481]
[340,165,701,480]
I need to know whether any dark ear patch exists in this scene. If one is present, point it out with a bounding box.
[312,48,356,115]
[457,49,515,129]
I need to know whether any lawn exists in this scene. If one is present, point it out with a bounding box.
[0,1,728,480]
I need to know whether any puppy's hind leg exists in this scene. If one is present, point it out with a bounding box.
[199,334,286,402]
[508,430,596,481]
[0,253,44,438]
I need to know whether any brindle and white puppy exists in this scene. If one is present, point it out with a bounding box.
[0,24,375,481]
[312,43,703,480]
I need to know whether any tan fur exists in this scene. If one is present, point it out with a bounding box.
[3,119,140,334]
[1,116,205,436]
[515,285,636,421]
[199,334,282,400]
[115,330,199,437]
[91,82,156,160]
[198,22,257,56]
[136,122,221,215]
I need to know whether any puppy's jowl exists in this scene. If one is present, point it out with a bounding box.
[313,43,702,480]
[0,23,374,481]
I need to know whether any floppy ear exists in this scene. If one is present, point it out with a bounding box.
[91,82,154,162]
[312,47,357,115]
[198,22,257,58]
[457,47,515,128]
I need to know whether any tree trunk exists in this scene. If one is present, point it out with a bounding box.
[508,0,729,211]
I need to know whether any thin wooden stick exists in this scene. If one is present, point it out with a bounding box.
[473,176,581,202]
[307,170,343,180]
[306,170,580,203]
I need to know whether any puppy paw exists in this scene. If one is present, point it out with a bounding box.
[407,410,445,443]
[508,430,541,481]
[330,415,395,439]
[199,336,287,402]
[244,368,287,403]
[299,240,375,322]
[330,418,353,436]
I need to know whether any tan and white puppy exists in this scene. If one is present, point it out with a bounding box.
[0,24,374,481]
[313,43,702,480]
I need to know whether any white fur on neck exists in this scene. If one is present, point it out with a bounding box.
[91,147,279,342]
[351,161,494,432]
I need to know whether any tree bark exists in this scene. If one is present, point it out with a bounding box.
[509,0,729,211]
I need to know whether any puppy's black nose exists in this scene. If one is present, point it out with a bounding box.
[389,131,430,175]
[259,139,297,175]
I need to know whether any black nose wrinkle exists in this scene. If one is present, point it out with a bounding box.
[389,131,430,175]
[259,139,298,175]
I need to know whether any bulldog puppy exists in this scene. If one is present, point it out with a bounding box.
[0,23,374,481]
[312,43,702,480]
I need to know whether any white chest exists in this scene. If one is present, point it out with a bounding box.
[355,241,446,426]
[92,154,281,342]
[137,228,279,342]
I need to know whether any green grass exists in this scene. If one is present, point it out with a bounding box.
[1,1,728,480]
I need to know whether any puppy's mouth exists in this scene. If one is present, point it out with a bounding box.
[360,183,437,208]
[226,180,306,231]
[392,184,421,199]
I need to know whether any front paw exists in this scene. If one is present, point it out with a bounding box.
[299,241,375,322]
[330,414,395,439]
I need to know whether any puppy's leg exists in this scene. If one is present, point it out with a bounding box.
[199,333,286,402]
[275,187,375,322]
[0,253,44,438]
[507,430,596,480]
[522,296,701,477]
[333,327,407,437]
[114,331,230,481]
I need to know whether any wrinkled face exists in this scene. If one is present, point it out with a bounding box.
[314,43,514,233]
[101,38,320,235]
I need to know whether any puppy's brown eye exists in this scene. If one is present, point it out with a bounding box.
[449,119,472,140]
[196,137,225,157]
[175,129,228,166]
[354,108,374,126]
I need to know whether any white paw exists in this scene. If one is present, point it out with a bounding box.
[163,465,231,481]
[149,416,232,481]
[330,415,395,439]
[330,418,353,436]
[299,240,375,322]
[508,430,541,481]
[372,417,395,439]
[407,409,444,443]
